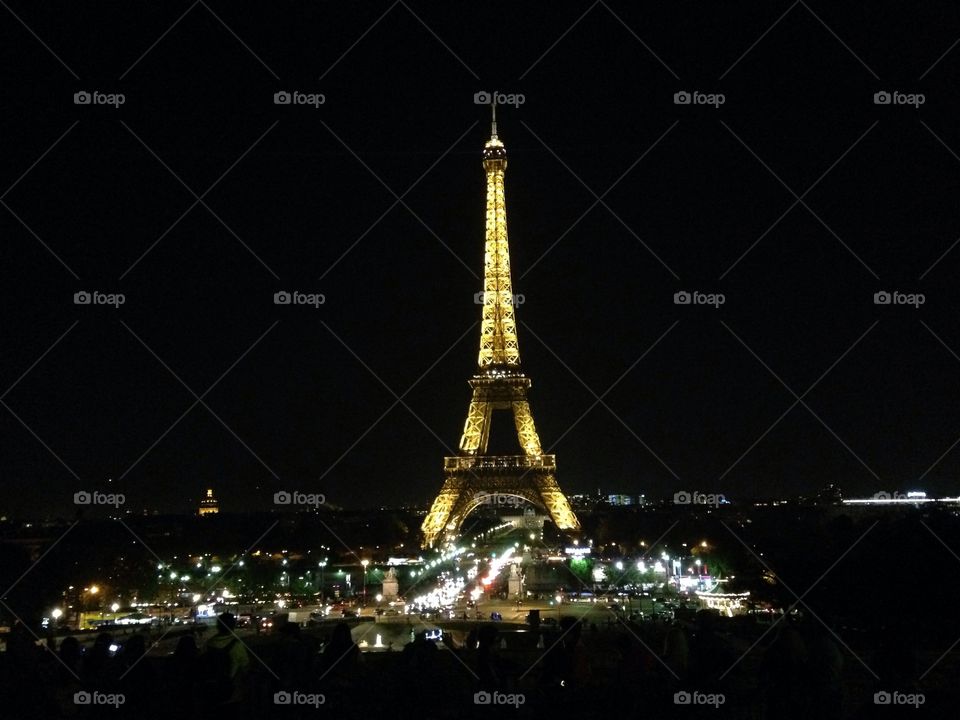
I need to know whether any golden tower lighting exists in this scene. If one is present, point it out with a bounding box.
[421,101,580,548]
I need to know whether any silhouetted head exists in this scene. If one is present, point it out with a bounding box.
[173,635,198,659]
[92,632,114,652]
[695,609,721,633]
[216,612,236,635]
[328,622,354,650]
[59,636,81,666]
[123,633,147,660]
[279,621,301,637]
[477,624,498,649]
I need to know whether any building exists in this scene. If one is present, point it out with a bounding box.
[198,488,219,516]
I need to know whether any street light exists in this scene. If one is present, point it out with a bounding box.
[318,559,327,602]
[361,560,370,606]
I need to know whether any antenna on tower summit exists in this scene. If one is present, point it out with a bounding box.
[491,93,498,139]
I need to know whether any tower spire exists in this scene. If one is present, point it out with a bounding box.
[491,94,498,139]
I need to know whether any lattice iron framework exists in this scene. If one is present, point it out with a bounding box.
[421,106,580,548]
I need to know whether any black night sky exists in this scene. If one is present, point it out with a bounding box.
[4,1,960,517]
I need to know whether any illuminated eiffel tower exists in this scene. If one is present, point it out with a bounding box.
[421,104,580,548]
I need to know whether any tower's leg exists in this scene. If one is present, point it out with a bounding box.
[535,473,581,532]
[511,400,543,455]
[421,477,463,548]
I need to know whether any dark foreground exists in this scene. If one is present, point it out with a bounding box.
[1,613,956,719]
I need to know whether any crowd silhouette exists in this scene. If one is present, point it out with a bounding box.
[0,609,949,718]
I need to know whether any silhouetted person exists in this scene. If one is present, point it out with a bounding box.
[805,622,843,720]
[475,625,502,690]
[116,633,156,718]
[687,610,733,695]
[276,621,312,691]
[199,613,249,708]
[402,630,439,676]
[165,635,199,717]
[761,622,808,720]
[82,632,118,691]
[539,616,591,712]
[663,622,689,683]
[318,621,359,682]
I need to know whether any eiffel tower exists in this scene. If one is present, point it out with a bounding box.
[421,103,580,548]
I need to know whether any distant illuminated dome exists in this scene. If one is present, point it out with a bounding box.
[198,488,219,516]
